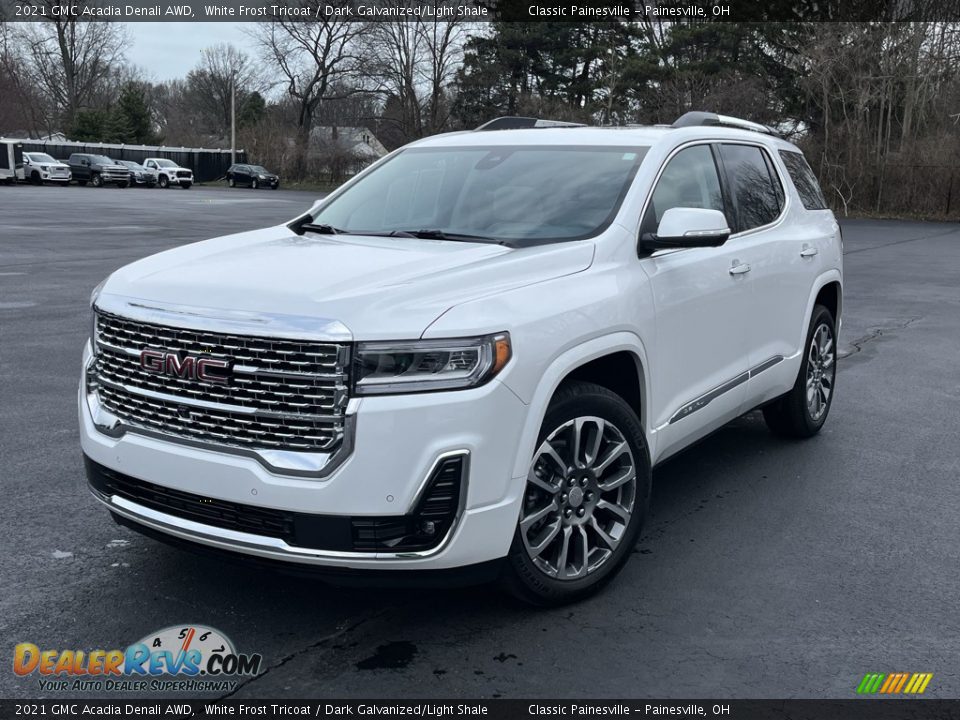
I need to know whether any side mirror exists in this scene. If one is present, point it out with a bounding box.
[640,207,731,252]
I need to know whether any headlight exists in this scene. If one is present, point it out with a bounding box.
[135,172,143,178]
[353,333,511,395]
[41,165,49,170]
[259,174,267,180]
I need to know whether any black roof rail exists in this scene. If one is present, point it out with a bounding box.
[672,111,779,137]
[475,117,586,131]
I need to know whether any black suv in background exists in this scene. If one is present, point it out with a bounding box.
[226,164,280,189]
[68,154,129,188]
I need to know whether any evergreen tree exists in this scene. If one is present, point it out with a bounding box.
[115,81,157,144]
[238,91,265,129]
[70,109,107,141]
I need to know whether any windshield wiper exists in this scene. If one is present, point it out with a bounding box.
[394,229,505,245]
[300,223,348,235]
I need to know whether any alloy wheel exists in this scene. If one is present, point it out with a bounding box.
[806,323,835,421]
[521,416,637,580]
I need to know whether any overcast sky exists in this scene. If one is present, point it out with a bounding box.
[127,23,254,82]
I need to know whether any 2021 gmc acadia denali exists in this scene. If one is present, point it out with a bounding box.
[80,112,842,604]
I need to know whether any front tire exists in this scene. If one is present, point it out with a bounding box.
[182,182,192,189]
[158,175,169,189]
[763,304,837,438]
[251,178,259,189]
[91,173,103,187]
[502,381,651,606]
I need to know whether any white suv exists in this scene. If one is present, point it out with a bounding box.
[80,112,841,604]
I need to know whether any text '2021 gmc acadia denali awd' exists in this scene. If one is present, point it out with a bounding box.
[81,112,842,604]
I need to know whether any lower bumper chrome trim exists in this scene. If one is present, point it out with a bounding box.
[88,450,468,564]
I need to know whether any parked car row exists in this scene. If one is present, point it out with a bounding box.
[6,150,282,191]
[12,152,196,189]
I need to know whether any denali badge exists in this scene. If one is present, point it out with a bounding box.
[140,349,230,384]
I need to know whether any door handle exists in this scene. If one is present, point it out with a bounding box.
[800,246,819,257]
[729,262,751,275]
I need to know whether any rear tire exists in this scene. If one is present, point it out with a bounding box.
[502,381,651,606]
[763,304,837,438]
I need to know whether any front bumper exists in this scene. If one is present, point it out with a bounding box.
[167,174,193,185]
[79,343,528,570]
[42,169,71,181]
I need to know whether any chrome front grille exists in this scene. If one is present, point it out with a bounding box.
[92,310,349,452]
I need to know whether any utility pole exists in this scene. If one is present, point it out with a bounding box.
[230,76,236,165]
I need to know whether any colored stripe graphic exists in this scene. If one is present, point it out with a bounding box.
[856,673,932,694]
[857,673,885,694]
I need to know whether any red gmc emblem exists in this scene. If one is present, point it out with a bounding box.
[140,349,230,384]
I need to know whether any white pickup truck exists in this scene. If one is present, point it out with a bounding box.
[143,158,193,189]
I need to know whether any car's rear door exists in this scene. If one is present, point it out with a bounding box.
[638,142,753,461]
[715,142,822,406]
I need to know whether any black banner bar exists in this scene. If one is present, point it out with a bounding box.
[0,699,957,719]
[3,0,960,23]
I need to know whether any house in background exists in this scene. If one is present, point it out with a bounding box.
[308,126,388,178]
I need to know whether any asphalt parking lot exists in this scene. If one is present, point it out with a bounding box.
[2,184,959,700]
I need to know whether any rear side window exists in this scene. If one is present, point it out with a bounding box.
[779,151,828,210]
[643,144,726,234]
[718,144,784,232]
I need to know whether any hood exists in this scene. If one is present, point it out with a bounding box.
[102,226,595,340]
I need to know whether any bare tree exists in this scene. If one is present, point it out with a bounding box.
[359,8,466,144]
[419,16,467,135]
[251,10,369,179]
[11,3,128,130]
[186,43,265,138]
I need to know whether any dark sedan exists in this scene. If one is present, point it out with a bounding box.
[116,160,158,188]
[226,164,280,189]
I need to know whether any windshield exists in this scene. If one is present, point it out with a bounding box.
[311,145,648,246]
[28,153,56,163]
[154,159,176,168]
[89,155,113,164]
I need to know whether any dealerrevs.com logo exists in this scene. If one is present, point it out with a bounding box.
[13,624,263,693]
